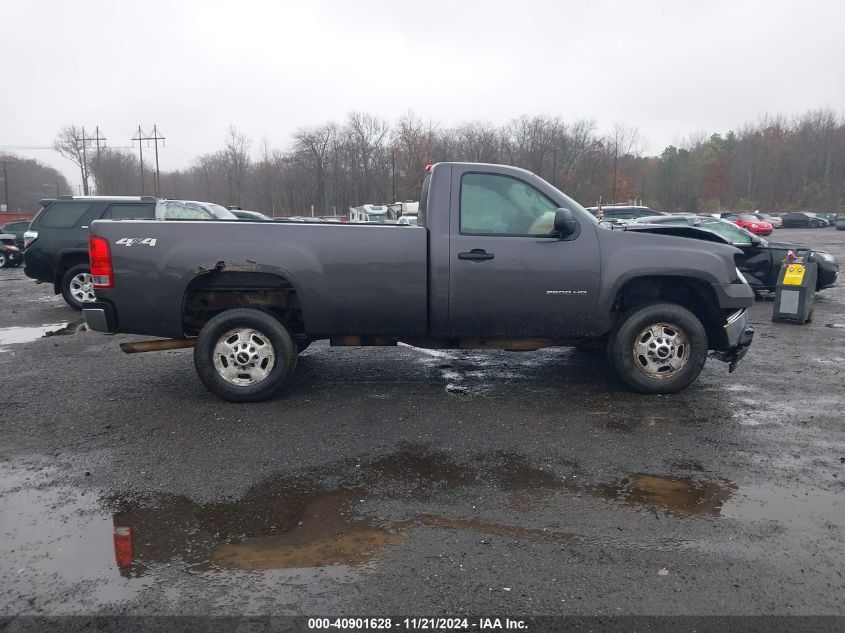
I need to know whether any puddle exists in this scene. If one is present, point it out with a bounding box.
[401,514,577,544]
[109,486,404,576]
[0,465,154,610]
[0,322,70,346]
[722,484,844,531]
[1,446,757,609]
[595,473,737,517]
[214,491,403,570]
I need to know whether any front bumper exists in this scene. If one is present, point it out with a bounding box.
[83,300,118,333]
[711,308,754,372]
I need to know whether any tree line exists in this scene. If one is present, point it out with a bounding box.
[0,154,70,214]
[40,108,845,215]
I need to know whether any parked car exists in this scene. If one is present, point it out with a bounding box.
[24,197,238,309]
[781,212,828,228]
[720,213,773,236]
[0,234,23,268]
[752,212,782,229]
[1,220,31,249]
[83,162,754,401]
[232,210,272,221]
[627,215,838,292]
[585,205,667,225]
[818,212,839,226]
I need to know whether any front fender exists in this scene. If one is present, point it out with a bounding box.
[595,229,751,319]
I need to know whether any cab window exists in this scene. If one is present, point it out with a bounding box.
[103,204,155,220]
[460,173,558,236]
[157,202,210,220]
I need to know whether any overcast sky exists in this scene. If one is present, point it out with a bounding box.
[2,0,844,190]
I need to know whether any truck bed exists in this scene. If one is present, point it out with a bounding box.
[90,220,429,339]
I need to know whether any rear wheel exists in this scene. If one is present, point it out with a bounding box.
[194,308,298,402]
[608,302,708,394]
[0,253,7,268]
[61,264,95,310]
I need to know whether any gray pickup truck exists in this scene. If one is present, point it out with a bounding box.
[83,162,754,402]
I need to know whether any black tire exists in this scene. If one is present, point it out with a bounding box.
[0,253,7,268]
[607,302,708,394]
[60,264,94,310]
[193,308,298,403]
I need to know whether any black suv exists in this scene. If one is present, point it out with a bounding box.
[24,196,157,309]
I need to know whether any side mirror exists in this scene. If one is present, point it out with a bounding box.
[554,208,578,238]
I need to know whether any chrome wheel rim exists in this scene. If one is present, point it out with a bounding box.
[70,273,96,303]
[212,328,276,386]
[632,322,689,379]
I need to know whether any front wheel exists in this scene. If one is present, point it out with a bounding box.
[608,302,708,394]
[194,308,298,402]
[0,253,7,268]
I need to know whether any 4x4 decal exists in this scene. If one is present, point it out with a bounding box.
[115,238,157,247]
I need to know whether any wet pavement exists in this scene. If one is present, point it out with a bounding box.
[0,227,843,617]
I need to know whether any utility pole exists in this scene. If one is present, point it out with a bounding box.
[132,126,145,195]
[391,147,396,202]
[132,126,165,196]
[1,158,10,212]
[89,127,107,194]
[149,125,165,196]
[81,127,90,195]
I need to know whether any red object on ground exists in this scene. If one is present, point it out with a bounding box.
[113,526,133,568]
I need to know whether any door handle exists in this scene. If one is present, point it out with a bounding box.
[458,249,494,261]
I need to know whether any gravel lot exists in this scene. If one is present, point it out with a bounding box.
[1,227,843,621]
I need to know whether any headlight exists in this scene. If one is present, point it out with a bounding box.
[750,223,758,228]
[735,267,749,284]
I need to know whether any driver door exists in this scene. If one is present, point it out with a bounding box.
[447,167,600,338]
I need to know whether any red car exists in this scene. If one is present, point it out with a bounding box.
[720,213,773,236]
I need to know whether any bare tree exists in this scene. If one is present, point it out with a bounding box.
[346,112,390,202]
[53,125,90,194]
[608,124,644,201]
[223,126,252,206]
[292,123,337,213]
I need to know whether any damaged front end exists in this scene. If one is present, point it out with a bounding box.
[710,308,754,372]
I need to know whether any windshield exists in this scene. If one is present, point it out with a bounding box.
[367,213,387,222]
[739,214,759,222]
[696,218,766,246]
[206,204,239,220]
